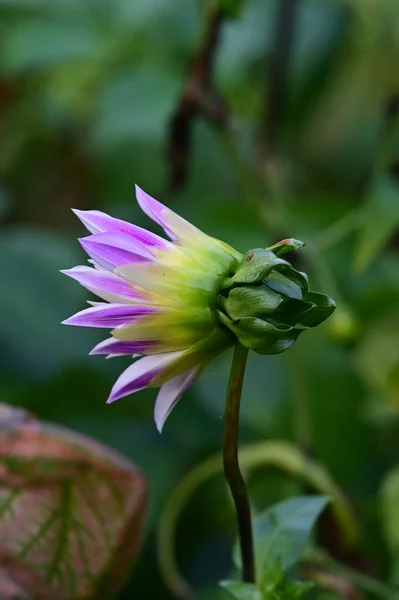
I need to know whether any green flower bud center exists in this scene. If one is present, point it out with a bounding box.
[216,244,336,355]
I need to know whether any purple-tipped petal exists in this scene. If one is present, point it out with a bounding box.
[62,303,155,328]
[72,208,172,250]
[72,209,120,234]
[107,351,183,404]
[61,265,142,303]
[154,367,198,433]
[90,337,155,355]
[135,185,209,246]
[79,232,151,271]
[135,185,176,239]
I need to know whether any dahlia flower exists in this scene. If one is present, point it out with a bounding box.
[62,186,335,431]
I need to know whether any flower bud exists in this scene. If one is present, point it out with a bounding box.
[217,240,336,354]
[64,181,337,431]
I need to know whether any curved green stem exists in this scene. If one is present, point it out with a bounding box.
[157,454,222,599]
[157,441,359,599]
[223,343,255,583]
[307,549,398,600]
[311,208,363,251]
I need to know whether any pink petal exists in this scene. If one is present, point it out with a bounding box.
[62,303,155,328]
[61,265,141,303]
[107,351,183,404]
[135,185,176,239]
[135,185,207,246]
[72,208,171,250]
[90,337,155,355]
[79,232,151,270]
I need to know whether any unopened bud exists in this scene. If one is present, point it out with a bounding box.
[217,240,336,354]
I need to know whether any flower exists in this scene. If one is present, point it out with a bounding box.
[62,187,335,431]
[62,186,240,431]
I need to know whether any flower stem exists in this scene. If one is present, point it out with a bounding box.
[223,343,255,583]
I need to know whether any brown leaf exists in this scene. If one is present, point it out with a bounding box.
[0,403,147,599]
[0,551,65,600]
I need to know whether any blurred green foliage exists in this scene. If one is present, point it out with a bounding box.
[1,0,399,597]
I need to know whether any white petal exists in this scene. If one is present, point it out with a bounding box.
[154,367,198,433]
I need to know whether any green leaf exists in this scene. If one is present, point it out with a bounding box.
[221,581,263,600]
[380,465,399,584]
[274,579,313,600]
[260,560,285,593]
[0,403,147,599]
[221,574,313,600]
[354,175,399,272]
[256,558,313,599]
[234,496,329,577]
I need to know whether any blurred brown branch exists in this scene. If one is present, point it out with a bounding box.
[261,0,299,152]
[167,2,229,191]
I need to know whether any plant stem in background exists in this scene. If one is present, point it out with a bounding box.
[263,0,299,148]
[223,343,255,583]
[307,550,398,600]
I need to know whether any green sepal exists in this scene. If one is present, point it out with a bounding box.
[298,291,336,327]
[265,264,309,298]
[275,298,316,326]
[221,286,284,320]
[221,249,289,288]
[218,311,304,355]
[268,238,306,256]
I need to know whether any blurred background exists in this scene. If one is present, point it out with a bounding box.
[1,0,399,598]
